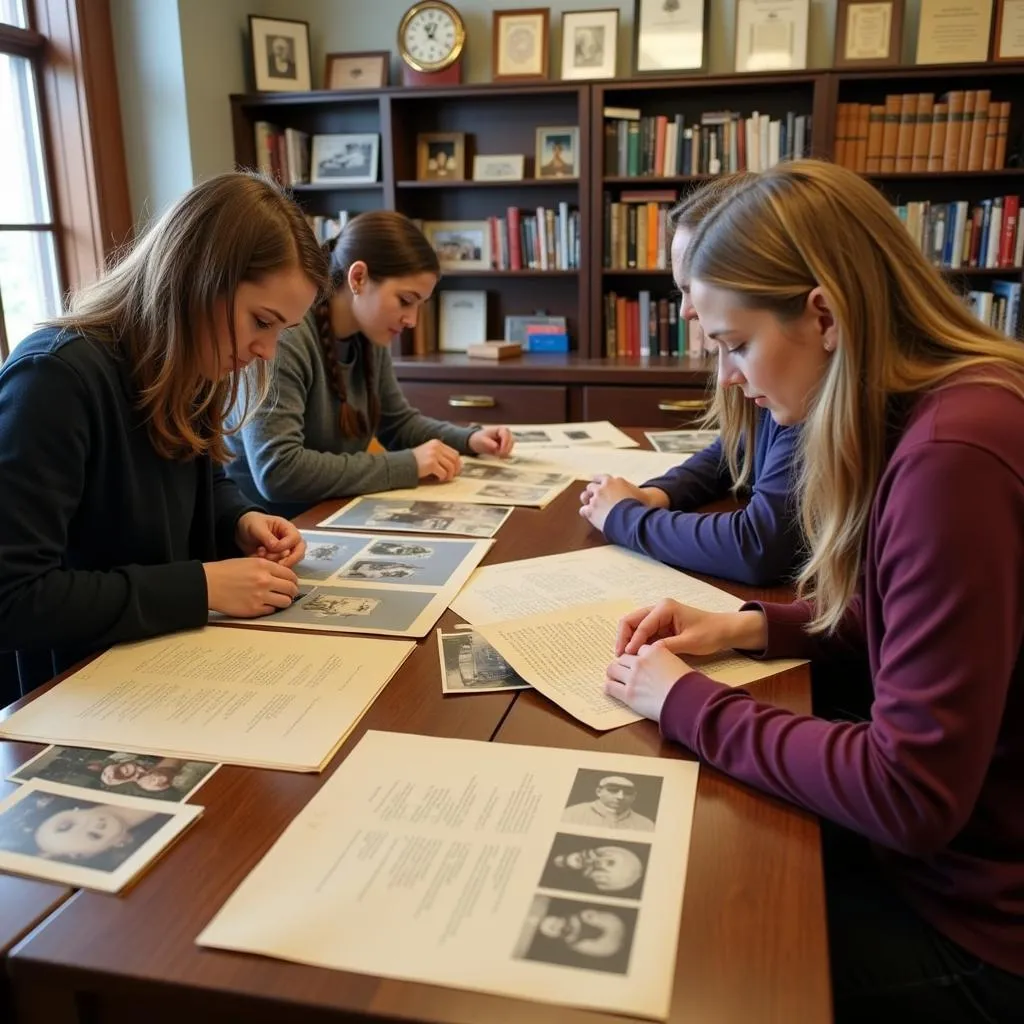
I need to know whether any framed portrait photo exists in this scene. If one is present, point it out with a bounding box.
[535,125,579,179]
[493,7,550,80]
[734,0,811,72]
[560,8,619,80]
[249,15,312,92]
[834,0,904,67]
[310,134,380,186]
[324,50,390,90]
[634,0,708,74]
[417,133,467,181]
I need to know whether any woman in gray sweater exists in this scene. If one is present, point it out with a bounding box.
[226,211,514,516]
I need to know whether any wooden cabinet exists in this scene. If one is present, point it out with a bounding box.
[402,382,567,423]
[582,385,709,427]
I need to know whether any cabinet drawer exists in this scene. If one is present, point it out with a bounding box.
[583,386,711,427]
[402,382,568,424]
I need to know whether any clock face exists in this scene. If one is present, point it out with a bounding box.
[400,2,465,72]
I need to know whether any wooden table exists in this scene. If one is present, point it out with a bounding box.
[4,434,830,1024]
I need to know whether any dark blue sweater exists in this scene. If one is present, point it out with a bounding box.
[602,409,802,585]
[0,329,258,697]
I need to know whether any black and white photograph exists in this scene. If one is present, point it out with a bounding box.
[310,133,380,185]
[645,429,720,454]
[321,497,513,539]
[8,746,218,803]
[424,221,491,271]
[560,9,619,79]
[566,429,591,440]
[511,429,553,443]
[477,483,550,503]
[302,593,380,617]
[437,630,530,694]
[460,461,523,482]
[338,559,419,581]
[367,540,435,559]
[538,833,650,901]
[324,50,390,90]
[263,583,436,634]
[249,15,312,91]
[561,769,663,832]
[535,126,579,178]
[513,894,638,975]
[295,532,371,581]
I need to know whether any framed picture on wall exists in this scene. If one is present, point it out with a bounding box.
[249,16,312,92]
[634,0,708,74]
[535,126,579,179]
[493,8,550,80]
[834,0,904,68]
[560,9,619,80]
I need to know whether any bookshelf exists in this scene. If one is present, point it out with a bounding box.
[230,63,1023,425]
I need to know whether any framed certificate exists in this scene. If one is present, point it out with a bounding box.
[634,0,708,74]
[734,0,810,72]
[993,0,1024,59]
[915,0,993,65]
[834,0,904,67]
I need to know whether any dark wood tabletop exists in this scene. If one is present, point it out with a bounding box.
[4,430,830,1024]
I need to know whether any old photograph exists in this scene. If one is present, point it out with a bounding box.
[513,894,638,975]
[645,429,720,455]
[321,498,512,539]
[561,769,663,832]
[266,583,437,635]
[296,532,369,581]
[538,833,650,901]
[9,746,218,803]
[476,483,550,503]
[338,559,420,582]
[512,429,553,443]
[310,133,379,185]
[366,540,434,559]
[437,630,530,694]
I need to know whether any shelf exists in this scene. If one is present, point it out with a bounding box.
[941,266,1023,276]
[397,178,579,189]
[603,175,713,186]
[439,269,579,277]
[867,169,1024,181]
[603,267,672,276]
[291,182,384,192]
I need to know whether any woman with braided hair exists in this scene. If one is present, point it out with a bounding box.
[226,211,514,516]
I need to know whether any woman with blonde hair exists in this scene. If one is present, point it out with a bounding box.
[0,172,328,695]
[580,173,803,586]
[605,160,1024,1021]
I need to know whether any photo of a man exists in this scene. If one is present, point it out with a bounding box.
[266,34,296,80]
[539,833,649,900]
[561,771,661,832]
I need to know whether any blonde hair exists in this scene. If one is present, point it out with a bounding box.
[685,159,1024,632]
[669,173,758,494]
[49,172,328,462]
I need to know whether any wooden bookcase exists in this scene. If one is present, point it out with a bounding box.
[230,63,1023,426]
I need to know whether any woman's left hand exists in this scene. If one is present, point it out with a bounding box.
[579,475,646,531]
[468,426,515,458]
[604,644,693,722]
[235,512,306,568]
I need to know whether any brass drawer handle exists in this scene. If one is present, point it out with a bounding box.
[657,399,707,412]
[448,395,497,408]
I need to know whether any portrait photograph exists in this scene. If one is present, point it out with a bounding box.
[324,50,390,90]
[417,133,466,181]
[561,768,664,832]
[561,8,619,79]
[535,126,579,178]
[249,15,312,92]
[310,133,380,185]
[513,894,638,975]
[538,832,651,901]
[9,745,218,803]
[437,630,530,694]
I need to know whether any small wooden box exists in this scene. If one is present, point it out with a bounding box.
[467,341,523,360]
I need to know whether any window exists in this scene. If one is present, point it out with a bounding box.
[0,8,62,358]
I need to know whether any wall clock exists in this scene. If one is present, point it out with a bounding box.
[398,1,466,86]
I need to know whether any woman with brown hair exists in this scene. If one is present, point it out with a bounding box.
[605,160,1024,1022]
[225,210,514,516]
[0,172,328,695]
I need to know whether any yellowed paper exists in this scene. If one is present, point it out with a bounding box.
[506,420,638,448]
[0,628,414,772]
[366,462,574,508]
[451,548,805,686]
[506,446,685,485]
[197,730,699,1020]
[0,780,202,893]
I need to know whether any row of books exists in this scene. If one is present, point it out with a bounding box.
[305,211,351,244]
[966,283,1021,339]
[603,290,702,360]
[254,122,311,186]
[894,195,1022,270]
[834,91,1012,175]
[603,107,812,178]
[602,191,674,270]
[485,205,580,271]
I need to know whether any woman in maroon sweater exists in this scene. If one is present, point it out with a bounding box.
[605,161,1024,1023]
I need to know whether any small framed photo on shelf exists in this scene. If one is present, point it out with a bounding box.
[834,0,904,67]
[993,0,1024,60]
[310,134,380,185]
[439,291,488,352]
[634,0,708,75]
[734,0,810,72]
[472,154,526,181]
[324,50,390,90]
[417,133,467,181]
[535,126,579,179]
[249,16,312,92]
[493,7,550,80]
[423,221,492,271]
[560,8,619,80]
[915,0,993,64]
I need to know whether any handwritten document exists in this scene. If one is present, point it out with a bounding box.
[198,730,699,1019]
[0,628,414,772]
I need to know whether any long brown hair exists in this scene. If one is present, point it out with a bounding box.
[315,211,440,436]
[49,172,327,462]
[668,173,757,494]
[684,159,1024,632]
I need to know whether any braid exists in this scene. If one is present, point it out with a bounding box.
[314,299,367,436]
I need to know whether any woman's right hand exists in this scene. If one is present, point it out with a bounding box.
[615,599,766,657]
[203,558,299,617]
[413,439,463,482]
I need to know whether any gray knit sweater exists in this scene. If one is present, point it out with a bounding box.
[224,312,477,514]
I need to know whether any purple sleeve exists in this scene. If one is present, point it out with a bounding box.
[602,426,801,586]
[658,441,1023,856]
[741,595,866,661]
